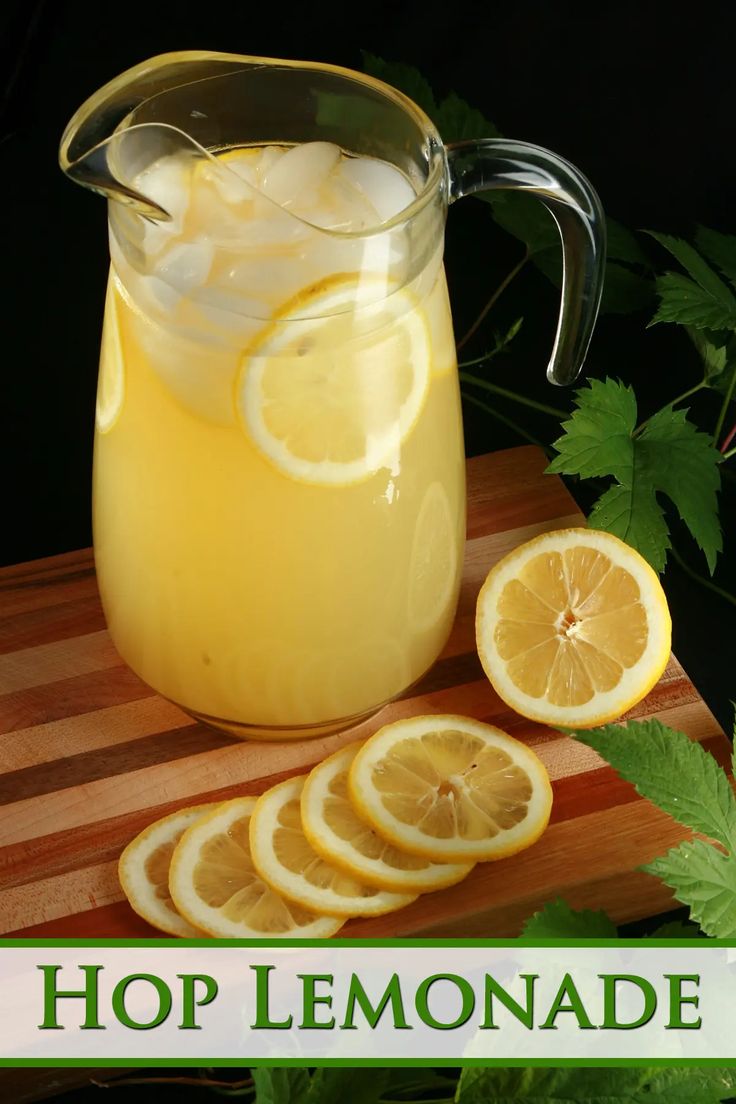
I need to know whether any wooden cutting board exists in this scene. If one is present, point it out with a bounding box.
[0,446,729,939]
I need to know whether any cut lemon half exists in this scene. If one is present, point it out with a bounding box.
[475,528,672,727]
[96,275,125,432]
[301,743,474,892]
[169,797,343,938]
[236,275,431,485]
[348,715,552,862]
[249,776,418,917]
[118,804,216,937]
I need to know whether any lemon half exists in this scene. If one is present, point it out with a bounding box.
[475,528,672,727]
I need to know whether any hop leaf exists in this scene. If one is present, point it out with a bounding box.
[522,898,617,938]
[548,378,722,572]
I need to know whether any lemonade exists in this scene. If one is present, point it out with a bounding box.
[93,142,465,737]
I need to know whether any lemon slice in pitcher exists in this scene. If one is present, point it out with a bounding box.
[96,275,125,432]
[475,528,672,727]
[348,715,553,862]
[236,276,431,485]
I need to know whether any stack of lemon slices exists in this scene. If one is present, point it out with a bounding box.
[119,714,553,938]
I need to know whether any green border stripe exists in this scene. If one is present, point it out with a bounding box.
[2,938,735,948]
[1,1059,736,1068]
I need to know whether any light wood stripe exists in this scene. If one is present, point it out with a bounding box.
[0,697,190,772]
[0,861,120,933]
[0,664,153,736]
[0,631,120,695]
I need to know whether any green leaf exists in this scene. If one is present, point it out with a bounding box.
[434,89,500,141]
[361,53,437,117]
[456,1066,736,1103]
[307,1069,391,1104]
[637,406,723,573]
[361,53,499,143]
[570,718,736,849]
[522,897,617,938]
[649,918,705,938]
[486,191,558,255]
[546,378,638,481]
[696,225,736,290]
[647,231,736,303]
[651,272,736,329]
[606,219,650,267]
[587,480,671,572]
[686,325,729,382]
[253,1069,311,1104]
[547,377,723,572]
[645,839,736,938]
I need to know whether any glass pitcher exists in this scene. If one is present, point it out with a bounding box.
[60,51,604,741]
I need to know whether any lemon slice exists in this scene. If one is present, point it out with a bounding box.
[96,274,125,432]
[249,777,418,917]
[118,804,216,937]
[236,275,431,485]
[301,743,475,892]
[475,528,672,727]
[348,715,553,862]
[169,797,343,938]
[408,481,460,632]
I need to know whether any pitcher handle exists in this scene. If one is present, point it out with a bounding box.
[445,139,606,386]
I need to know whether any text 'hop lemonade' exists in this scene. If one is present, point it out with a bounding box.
[95,141,465,736]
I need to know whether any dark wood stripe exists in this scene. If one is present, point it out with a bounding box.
[0,595,106,655]
[5,900,159,939]
[0,550,94,588]
[0,765,306,891]
[0,664,150,734]
[0,723,235,806]
[402,651,485,699]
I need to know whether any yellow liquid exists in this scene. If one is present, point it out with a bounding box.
[94,153,465,737]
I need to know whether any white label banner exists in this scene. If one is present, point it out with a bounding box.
[2,944,736,1062]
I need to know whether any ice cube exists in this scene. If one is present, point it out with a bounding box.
[306,173,381,231]
[261,142,341,208]
[136,154,191,220]
[340,157,416,222]
[200,157,255,205]
[154,240,214,293]
[221,147,260,185]
[256,146,287,180]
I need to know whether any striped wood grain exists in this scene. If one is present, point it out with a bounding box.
[0,447,729,937]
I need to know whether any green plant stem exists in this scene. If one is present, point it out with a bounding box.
[634,379,708,436]
[91,1075,253,1091]
[462,389,548,452]
[456,250,529,351]
[458,348,505,370]
[723,444,736,461]
[669,546,736,609]
[460,372,567,420]
[715,367,736,444]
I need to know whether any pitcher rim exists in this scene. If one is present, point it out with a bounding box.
[59,50,449,238]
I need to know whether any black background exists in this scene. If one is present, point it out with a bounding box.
[2,0,735,725]
[1,5,735,1098]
